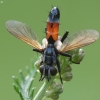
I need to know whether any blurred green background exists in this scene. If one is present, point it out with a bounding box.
[0,0,100,100]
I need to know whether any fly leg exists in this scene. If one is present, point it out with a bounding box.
[56,59,63,84]
[61,31,69,43]
[41,76,50,82]
[33,48,42,53]
[58,52,80,64]
[39,73,43,81]
[39,74,47,81]
[39,75,50,82]
[46,76,50,82]
[41,76,45,81]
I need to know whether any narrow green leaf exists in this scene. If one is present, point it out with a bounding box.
[12,76,21,88]
[13,84,20,94]
[28,78,34,91]
[26,66,30,74]
[30,88,35,99]
[19,70,25,82]
[19,91,24,100]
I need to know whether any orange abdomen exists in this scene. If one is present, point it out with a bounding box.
[46,22,59,41]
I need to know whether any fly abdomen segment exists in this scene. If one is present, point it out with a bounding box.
[46,7,60,43]
[48,7,60,22]
[46,22,59,43]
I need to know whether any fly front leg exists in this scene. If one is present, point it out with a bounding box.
[47,76,50,82]
[58,52,80,64]
[41,76,45,81]
[56,59,63,84]
[39,73,43,81]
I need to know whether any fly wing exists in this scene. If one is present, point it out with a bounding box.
[6,20,42,51]
[60,30,99,52]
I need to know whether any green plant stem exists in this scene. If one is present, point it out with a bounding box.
[33,77,54,100]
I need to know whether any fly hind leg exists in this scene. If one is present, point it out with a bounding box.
[56,59,63,84]
[61,31,69,43]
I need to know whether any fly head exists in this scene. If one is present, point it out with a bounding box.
[39,65,57,81]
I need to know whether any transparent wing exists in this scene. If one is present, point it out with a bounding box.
[60,30,99,52]
[6,20,42,51]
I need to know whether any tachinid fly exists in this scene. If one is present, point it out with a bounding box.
[6,7,99,84]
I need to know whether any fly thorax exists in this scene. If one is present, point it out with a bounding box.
[43,44,56,64]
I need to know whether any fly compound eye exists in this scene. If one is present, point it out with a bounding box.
[50,66,57,76]
[39,65,44,74]
[40,65,50,76]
